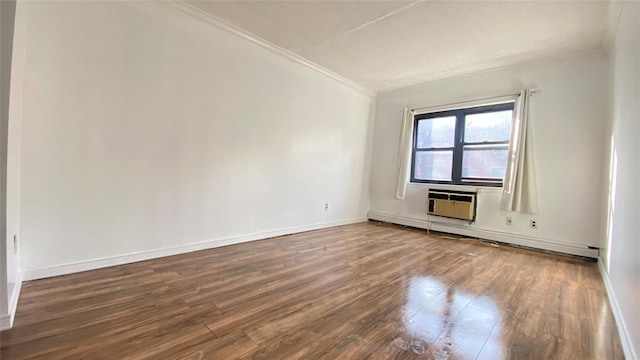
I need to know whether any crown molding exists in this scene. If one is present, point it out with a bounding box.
[377,47,606,99]
[156,1,376,98]
[602,0,623,55]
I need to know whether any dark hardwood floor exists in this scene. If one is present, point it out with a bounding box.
[0,221,624,359]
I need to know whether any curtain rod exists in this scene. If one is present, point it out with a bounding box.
[410,89,541,113]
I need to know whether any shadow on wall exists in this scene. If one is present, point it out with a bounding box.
[605,135,617,272]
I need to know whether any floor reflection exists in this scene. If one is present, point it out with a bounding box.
[393,276,501,359]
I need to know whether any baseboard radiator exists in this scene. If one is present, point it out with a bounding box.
[427,189,477,222]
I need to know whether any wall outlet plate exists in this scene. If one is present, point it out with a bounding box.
[506,217,512,225]
[530,220,537,229]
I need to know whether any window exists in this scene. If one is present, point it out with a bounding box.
[411,102,514,186]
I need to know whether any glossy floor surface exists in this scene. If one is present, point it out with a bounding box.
[1,222,624,359]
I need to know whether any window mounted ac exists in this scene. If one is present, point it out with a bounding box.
[427,190,477,222]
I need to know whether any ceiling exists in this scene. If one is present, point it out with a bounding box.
[184,0,609,93]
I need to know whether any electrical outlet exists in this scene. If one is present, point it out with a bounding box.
[530,220,537,229]
[506,217,512,226]
[13,234,18,253]
[324,202,329,211]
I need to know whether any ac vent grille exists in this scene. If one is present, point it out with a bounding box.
[427,190,477,222]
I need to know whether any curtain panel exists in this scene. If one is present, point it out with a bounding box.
[500,89,539,213]
[395,108,414,200]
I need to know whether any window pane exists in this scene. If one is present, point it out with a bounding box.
[416,116,456,148]
[414,151,453,181]
[464,110,512,143]
[462,148,508,180]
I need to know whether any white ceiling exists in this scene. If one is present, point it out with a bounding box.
[185,0,609,93]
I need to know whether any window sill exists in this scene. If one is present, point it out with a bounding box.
[407,182,503,193]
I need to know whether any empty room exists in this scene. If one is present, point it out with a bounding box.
[0,0,638,359]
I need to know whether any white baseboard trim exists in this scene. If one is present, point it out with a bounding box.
[598,258,637,360]
[367,211,599,258]
[0,270,23,331]
[22,217,367,281]
[0,315,10,331]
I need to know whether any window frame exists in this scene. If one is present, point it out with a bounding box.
[410,102,515,187]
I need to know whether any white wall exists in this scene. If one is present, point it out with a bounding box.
[18,1,374,274]
[369,51,609,255]
[601,2,639,358]
[0,0,17,321]
[5,0,25,309]
[1,0,22,330]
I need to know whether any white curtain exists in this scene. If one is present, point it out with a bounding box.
[500,89,539,213]
[395,107,414,200]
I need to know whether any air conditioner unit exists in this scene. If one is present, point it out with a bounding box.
[427,190,477,222]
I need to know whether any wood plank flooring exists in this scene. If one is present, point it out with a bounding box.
[0,222,624,359]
